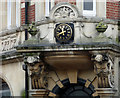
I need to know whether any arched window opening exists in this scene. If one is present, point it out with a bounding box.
[51,78,96,97]
[0,78,11,97]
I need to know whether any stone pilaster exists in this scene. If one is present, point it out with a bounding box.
[48,23,55,43]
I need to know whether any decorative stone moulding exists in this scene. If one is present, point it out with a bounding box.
[23,22,40,45]
[93,20,113,42]
[1,33,18,52]
[95,88,117,97]
[50,2,79,19]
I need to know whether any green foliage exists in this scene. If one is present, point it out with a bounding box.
[28,22,39,36]
[116,37,119,43]
[96,21,108,29]
[21,90,25,98]
[96,21,108,32]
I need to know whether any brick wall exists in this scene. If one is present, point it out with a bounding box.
[106,0,120,20]
[21,0,120,25]
[21,0,76,25]
[21,2,35,25]
[28,4,35,24]
[55,0,76,5]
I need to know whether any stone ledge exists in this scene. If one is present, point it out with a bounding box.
[1,42,120,61]
[0,50,23,63]
[96,88,117,93]
[0,27,22,37]
[96,88,117,97]
[29,89,48,97]
[16,42,120,53]
[0,17,118,37]
[36,17,118,26]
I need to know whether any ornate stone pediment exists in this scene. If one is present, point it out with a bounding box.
[50,3,79,19]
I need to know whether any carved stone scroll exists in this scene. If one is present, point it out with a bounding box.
[91,54,114,88]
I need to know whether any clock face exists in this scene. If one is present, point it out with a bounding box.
[55,23,74,44]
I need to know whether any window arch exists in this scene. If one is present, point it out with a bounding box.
[0,78,12,97]
[51,78,96,97]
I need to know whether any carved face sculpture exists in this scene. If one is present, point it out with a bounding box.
[95,54,103,62]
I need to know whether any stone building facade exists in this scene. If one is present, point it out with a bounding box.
[0,0,120,97]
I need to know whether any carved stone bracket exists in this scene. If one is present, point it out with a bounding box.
[30,62,48,89]
[24,54,48,89]
[91,53,114,88]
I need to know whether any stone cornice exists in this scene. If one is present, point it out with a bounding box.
[0,17,118,38]
[0,27,23,37]
[1,42,120,61]
[36,17,118,26]
[0,50,23,62]
[16,42,120,54]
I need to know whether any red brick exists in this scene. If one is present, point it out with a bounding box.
[106,0,120,20]
[21,3,35,25]
[21,0,25,3]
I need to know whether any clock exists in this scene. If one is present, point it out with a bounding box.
[54,23,74,44]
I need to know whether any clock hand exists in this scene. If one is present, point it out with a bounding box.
[62,26,66,35]
[57,31,66,36]
[61,27,64,35]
